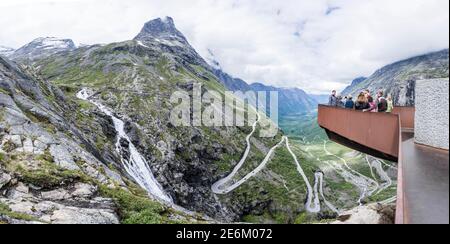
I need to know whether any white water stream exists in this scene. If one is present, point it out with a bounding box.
[77,88,173,203]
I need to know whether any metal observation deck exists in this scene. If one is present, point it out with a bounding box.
[318,105,449,224]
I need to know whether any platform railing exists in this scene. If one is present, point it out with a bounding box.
[317,105,415,224]
[318,105,403,161]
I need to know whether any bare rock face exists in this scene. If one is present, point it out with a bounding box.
[1,183,120,224]
[49,206,119,224]
[0,171,11,189]
[332,204,396,224]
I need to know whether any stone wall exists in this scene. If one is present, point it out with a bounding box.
[415,78,449,150]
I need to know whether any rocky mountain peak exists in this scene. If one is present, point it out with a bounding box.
[11,37,76,62]
[134,16,188,45]
[30,37,76,49]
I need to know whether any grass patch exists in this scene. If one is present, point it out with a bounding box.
[2,153,91,189]
[98,185,191,224]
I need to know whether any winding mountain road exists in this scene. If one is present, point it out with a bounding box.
[367,156,393,195]
[211,117,342,213]
[211,136,287,194]
[285,137,320,213]
[316,172,340,214]
[211,113,261,194]
[323,141,379,204]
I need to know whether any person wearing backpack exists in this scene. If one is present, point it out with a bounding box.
[376,90,388,113]
[345,95,355,109]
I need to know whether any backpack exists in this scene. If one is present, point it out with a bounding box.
[378,97,388,112]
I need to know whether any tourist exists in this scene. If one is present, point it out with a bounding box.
[386,95,394,113]
[345,95,355,109]
[363,91,377,112]
[328,90,338,106]
[376,90,388,112]
[337,95,345,108]
[355,93,369,110]
[364,89,373,100]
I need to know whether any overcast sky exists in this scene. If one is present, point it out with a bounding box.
[0,0,448,94]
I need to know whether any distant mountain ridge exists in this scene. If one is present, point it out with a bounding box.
[0,45,15,57]
[10,37,76,62]
[206,53,318,115]
[343,49,449,106]
[309,94,330,104]
[341,77,367,96]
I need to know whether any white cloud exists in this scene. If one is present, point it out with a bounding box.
[0,0,448,94]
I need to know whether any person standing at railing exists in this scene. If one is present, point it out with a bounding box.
[355,92,369,110]
[376,90,388,112]
[329,90,338,106]
[337,95,345,108]
[363,90,377,112]
[386,95,394,113]
[345,95,355,109]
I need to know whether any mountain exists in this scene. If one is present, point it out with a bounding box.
[211,68,251,92]
[309,94,330,105]
[0,56,208,224]
[343,49,449,106]
[341,77,367,96]
[249,83,318,115]
[134,17,207,67]
[206,54,317,115]
[10,37,76,63]
[0,46,14,57]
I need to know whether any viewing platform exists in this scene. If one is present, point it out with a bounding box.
[318,103,449,224]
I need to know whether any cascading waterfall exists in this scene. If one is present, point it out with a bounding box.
[77,88,173,203]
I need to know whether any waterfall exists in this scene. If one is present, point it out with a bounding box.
[77,88,173,203]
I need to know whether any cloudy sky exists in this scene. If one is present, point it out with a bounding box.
[0,0,448,94]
